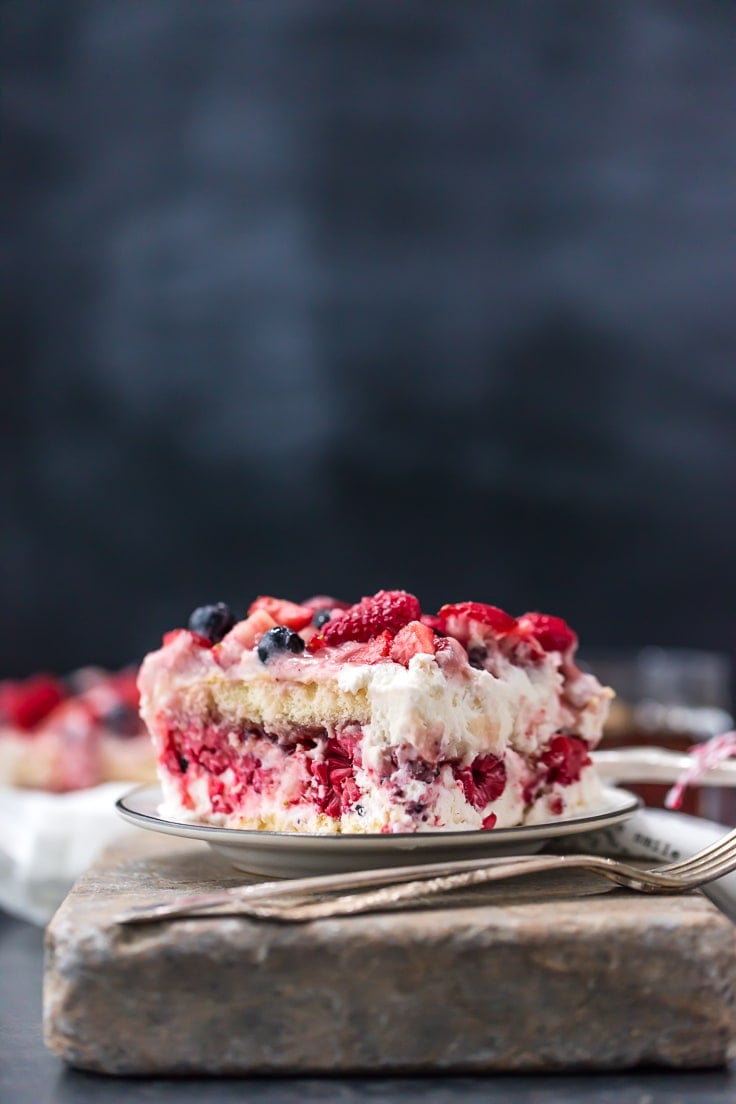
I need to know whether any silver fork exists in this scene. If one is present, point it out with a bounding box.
[116,827,736,925]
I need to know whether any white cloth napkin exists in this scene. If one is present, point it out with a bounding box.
[569,806,736,921]
[0,783,138,925]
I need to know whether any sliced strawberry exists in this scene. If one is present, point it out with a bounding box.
[301,595,351,612]
[228,609,278,650]
[420,614,444,633]
[437,602,516,651]
[162,628,212,649]
[247,596,314,631]
[0,675,66,730]
[335,631,393,665]
[516,612,577,654]
[390,621,436,666]
[312,590,422,649]
[439,602,516,635]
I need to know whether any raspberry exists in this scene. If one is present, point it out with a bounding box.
[248,596,314,631]
[455,755,507,810]
[390,621,436,666]
[312,590,422,649]
[540,735,590,786]
[516,613,577,654]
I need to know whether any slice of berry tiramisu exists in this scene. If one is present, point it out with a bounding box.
[138,590,612,834]
[0,667,155,791]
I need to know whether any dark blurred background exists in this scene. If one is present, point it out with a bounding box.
[2,1,735,677]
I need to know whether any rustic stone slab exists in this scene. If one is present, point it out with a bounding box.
[44,832,736,1074]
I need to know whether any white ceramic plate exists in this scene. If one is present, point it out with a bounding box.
[116,784,641,878]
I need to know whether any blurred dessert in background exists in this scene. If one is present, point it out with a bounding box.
[0,666,155,791]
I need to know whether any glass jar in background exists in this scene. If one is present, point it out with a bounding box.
[581,648,735,824]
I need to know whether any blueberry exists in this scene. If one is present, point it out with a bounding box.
[103,702,140,738]
[188,602,235,644]
[312,609,332,629]
[258,626,305,662]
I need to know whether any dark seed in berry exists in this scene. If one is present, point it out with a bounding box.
[257,626,306,662]
[312,609,332,628]
[187,602,235,644]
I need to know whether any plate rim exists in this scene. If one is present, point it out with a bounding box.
[116,783,641,846]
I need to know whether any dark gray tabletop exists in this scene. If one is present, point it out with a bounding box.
[2,911,734,1104]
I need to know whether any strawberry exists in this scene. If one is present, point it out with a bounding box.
[439,602,516,634]
[228,609,278,650]
[437,601,516,648]
[311,590,422,649]
[0,675,66,730]
[162,628,211,649]
[335,631,393,665]
[516,612,577,654]
[420,614,444,633]
[390,621,436,666]
[301,595,351,612]
[247,596,314,631]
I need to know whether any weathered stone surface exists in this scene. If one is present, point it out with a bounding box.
[44,832,736,1074]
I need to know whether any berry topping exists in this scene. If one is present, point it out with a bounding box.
[516,613,577,654]
[438,602,517,640]
[389,621,436,666]
[420,614,445,635]
[312,609,332,629]
[187,603,236,645]
[335,631,393,665]
[0,675,66,730]
[247,596,314,632]
[163,628,212,649]
[312,590,422,650]
[257,626,306,663]
[226,609,277,651]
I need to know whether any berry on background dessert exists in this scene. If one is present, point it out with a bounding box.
[0,667,155,791]
[139,590,612,834]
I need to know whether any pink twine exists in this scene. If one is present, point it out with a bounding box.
[665,731,736,810]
